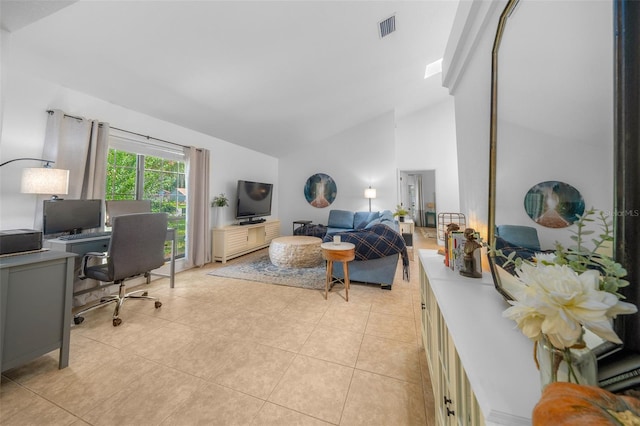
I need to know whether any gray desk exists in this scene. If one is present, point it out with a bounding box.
[45,229,177,298]
[0,250,76,372]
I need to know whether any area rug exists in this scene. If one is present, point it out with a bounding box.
[207,252,326,290]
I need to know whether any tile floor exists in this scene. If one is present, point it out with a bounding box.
[1,228,440,425]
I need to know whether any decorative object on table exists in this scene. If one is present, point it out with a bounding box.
[393,205,409,222]
[304,173,337,208]
[532,382,640,425]
[437,212,466,242]
[536,334,597,387]
[443,222,460,267]
[524,180,585,229]
[497,209,638,389]
[459,228,483,278]
[211,193,229,228]
[364,186,377,212]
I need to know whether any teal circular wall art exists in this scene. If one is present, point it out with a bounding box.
[304,173,337,208]
[524,181,585,228]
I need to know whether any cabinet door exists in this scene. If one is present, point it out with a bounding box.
[226,228,249,254]
[264,221,280,242]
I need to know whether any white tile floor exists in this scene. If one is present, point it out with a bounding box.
[1,229,440,425]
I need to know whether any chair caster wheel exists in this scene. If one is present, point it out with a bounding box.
[155,301,162,309]
[113,318,122,327]
[74,316,84,325]
[142,291,148,296]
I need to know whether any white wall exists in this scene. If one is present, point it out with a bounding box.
[277,111,397,235]
[0,67,279,231]
[396,99,460,222]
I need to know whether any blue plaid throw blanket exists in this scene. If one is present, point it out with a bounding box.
[322,223,409,281]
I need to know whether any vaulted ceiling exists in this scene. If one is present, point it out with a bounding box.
[2,1,459,157]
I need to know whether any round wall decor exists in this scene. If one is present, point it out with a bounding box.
[524,181,585,228]
[304,173,337,208]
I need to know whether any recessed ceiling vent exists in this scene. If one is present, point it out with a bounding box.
[378,15,396,38]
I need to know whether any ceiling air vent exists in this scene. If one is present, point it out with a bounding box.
[378,15,396,38]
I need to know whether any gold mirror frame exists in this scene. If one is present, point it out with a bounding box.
[487,0,521,301]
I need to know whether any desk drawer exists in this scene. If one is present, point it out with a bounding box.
[68,239,109,254]
[46,238,109,255]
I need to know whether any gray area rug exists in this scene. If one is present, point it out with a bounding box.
[207,252,326,290]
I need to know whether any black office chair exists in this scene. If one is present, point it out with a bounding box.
[74,212,168,326]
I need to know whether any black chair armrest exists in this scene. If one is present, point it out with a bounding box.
[79,251,108,280]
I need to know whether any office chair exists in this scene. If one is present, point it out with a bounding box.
[74,212,168,326]
[105,199,152,227]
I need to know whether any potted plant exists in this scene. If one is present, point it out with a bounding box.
[393,205,409,222]
[211,193,229,228]
[211,193,229,208]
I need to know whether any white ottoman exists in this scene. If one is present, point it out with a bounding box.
[269,236,323,268]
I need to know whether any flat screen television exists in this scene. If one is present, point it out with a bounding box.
[235,180,273,224]
[43,199,102,236]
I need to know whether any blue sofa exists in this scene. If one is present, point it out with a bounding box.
[325,209,396,235]
[494,224,544,275]
[324,209,406,289]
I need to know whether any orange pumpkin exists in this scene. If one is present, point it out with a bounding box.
[533,382,640,425]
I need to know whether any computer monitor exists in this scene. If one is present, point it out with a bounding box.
[43,199,102,236]
[105,200,152,227]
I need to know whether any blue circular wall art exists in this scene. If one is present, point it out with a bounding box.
[524,181,585,228]
[304,173,337,208]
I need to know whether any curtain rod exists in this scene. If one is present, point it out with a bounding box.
[46,110,188,149]
[109,126,188,149]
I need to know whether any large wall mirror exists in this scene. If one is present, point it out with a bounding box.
[488,0,614,301]
[488,0,640,391]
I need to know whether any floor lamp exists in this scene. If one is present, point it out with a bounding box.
[364,186,377,212]
[0,158,69,199]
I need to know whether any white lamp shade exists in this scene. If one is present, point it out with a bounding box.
[21,168,69,195]
[364,188,377,199]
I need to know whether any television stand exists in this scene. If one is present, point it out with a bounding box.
[239,218,266,225]
[212,219,280,263]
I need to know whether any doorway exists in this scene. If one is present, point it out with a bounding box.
[398,170,436,227]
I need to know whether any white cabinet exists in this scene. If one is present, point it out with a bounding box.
[419,249,540,426]
[212,220,280,263]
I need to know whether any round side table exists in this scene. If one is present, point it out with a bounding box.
[320,242,356,301]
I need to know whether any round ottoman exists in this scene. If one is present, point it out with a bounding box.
[269,236,323,268]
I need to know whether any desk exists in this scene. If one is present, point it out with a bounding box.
[45,229,177,304]
[0,251,76,372]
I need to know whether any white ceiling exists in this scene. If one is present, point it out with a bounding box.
[3,0,459,158]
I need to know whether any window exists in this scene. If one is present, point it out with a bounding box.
[105,132,187,259]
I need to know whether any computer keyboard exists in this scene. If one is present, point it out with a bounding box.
[58,231,112,241]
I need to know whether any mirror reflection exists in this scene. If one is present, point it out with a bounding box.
[489,0,614,300]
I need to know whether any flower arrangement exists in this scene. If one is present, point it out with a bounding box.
[493,209,637,385]
[211,193,229,207]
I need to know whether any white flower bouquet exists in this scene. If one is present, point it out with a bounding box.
[493,209,637,385]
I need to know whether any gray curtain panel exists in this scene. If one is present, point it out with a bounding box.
[42,109,110,306]
[42,109,109,200]
[185,146,211,267]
